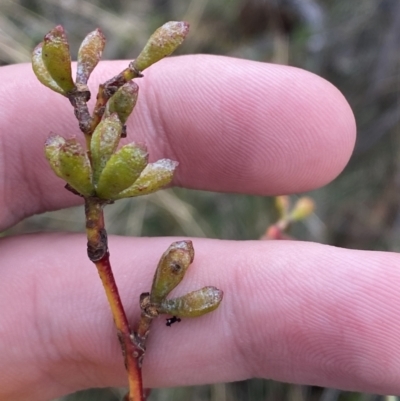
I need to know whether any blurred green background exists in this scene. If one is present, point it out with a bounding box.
[1,0,400,400]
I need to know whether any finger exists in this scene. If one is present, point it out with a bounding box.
[0,56,355,229]
[1,235,399,401]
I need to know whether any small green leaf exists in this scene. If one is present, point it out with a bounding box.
[32,43,66,95]
[76,28,106,85]
[150,240,194,304]
[114,159,177,199]
[289,197,315,221]
[42,25,76,93]
[44,134,67,177]
[58,138,94,196]
[132,21,189,72]
[90,113,123,184]
[96,143,148,199]
[104,81,139,124]
[159,286,223,318]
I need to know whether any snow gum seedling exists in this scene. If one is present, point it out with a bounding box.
[32,22,223,401]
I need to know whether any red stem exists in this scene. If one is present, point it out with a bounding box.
[85,197,144,401]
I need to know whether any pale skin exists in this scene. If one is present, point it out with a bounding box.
[1,55,398,401]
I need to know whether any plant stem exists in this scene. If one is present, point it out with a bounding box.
[136,292,157,350]
[67,89,92,138]
[91,66,142,131]
[85,197,144,401]
[137,314,153,343]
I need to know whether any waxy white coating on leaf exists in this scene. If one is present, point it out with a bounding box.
[32,44,66,95]
[173,240,194,251]
[114,159,178,199]
[76,28,106,85]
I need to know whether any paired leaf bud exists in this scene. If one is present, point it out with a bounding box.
[146,241,223,319]
[275,195,315,222]
[44,114,177,199]
[261,196,315,240]
[32,26,105,95]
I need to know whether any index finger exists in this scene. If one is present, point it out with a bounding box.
[0,56,355,230]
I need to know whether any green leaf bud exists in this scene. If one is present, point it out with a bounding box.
[58,138,94,196]
[289,197,315,222]
[44,134,67,177]
[32,43,66,95]
[150,240,194,304]
[104,81,139,124]
[90,113,123,184]
[42,25,76,93]
[76,28,106,85]
[95,143,148,199]
[159,286,223,318]
[132,21,189,72]
[114,159,177,199]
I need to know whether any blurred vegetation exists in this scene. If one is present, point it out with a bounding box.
[1,0,400,400]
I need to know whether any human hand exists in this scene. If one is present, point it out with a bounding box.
[2,55,396,401]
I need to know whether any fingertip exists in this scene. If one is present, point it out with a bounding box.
[135,56,356,194]
[246,63,356,193]
[288,67,356,190]
[224,62,357,193]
